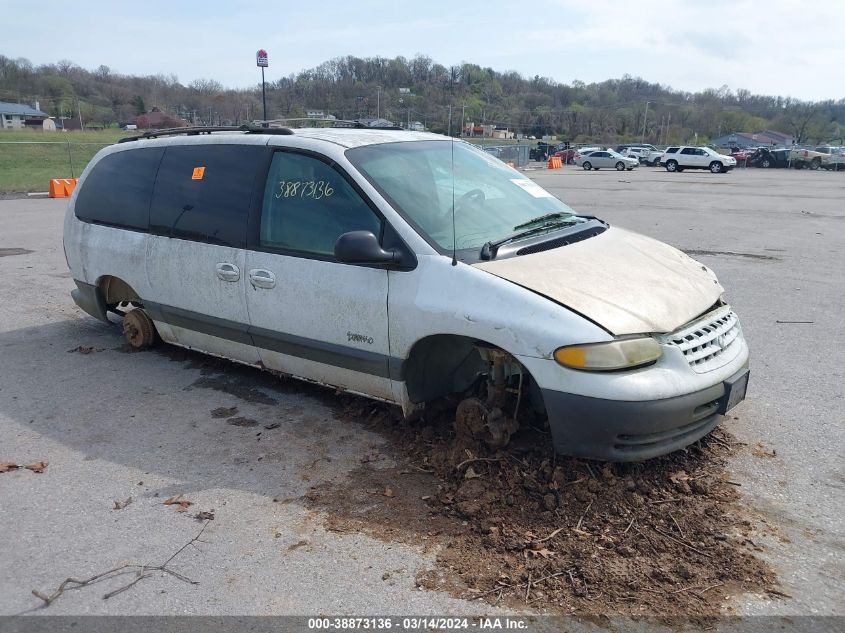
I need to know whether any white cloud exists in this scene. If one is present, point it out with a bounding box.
[2,0,842,100]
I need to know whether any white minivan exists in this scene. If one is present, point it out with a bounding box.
[64,126,750,461]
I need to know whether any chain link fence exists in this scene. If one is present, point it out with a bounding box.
[473,142,532,167]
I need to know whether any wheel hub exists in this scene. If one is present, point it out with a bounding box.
[455,397,519,448]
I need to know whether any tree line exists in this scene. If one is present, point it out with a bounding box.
[1,54,842,145]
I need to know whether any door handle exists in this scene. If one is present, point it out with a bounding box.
[248,268,276,289]
[216,262,240,282]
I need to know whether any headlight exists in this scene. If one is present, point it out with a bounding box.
[554,338,663,371]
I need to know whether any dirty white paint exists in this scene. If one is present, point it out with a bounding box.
[64,128,745,415]
[245,249,394,402]
[475,227,724,335]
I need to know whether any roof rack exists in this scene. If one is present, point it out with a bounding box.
[118,124,294,143]
[260,117,405,131]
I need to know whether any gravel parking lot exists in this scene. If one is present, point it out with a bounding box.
[1,166,842,621]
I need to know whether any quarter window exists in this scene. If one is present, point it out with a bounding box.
[149,144,265,248]
[259,152,381,257]
[74,147,164,230]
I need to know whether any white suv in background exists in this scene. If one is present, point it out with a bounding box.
[623,147,665,166]
[662,146,737,173]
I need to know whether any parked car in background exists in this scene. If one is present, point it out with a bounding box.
[623,147,664,166]
[575,150,639,171]
[729,148,755,163]
[815,146,845,171]
[616,143,658,154]
[789,147,825,170]
[555,146,600,165]
[747,148,791,168]
[530,142,563,162]
[662,147,736,173]
[622,147,649,162]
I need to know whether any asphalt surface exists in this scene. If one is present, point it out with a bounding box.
[1,166,843,619]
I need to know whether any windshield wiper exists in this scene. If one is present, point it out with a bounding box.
[480,219,576,260]
[513,212,570,231]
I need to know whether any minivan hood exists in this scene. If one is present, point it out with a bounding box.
[474,227,723,335]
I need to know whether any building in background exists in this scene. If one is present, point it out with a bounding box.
[0,101,50,130]
[133,107,188,129]
[711,130,795,148]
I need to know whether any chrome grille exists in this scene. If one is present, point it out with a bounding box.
[665,307,741,372]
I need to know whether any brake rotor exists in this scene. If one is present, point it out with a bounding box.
[122,309,156,350]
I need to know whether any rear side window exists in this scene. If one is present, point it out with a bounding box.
[259,151,381,257]
[149,145,266,248]
[75,147,164,230]
[666,147,679,154]
[680,148,696,155]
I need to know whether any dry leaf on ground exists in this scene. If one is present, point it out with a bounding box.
[163,494,193,511]
[0,462,20,473]
[24,461,48,473]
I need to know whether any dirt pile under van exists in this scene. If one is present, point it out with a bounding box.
[304,398,778,618]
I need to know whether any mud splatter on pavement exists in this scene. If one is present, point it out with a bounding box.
[304,397,778,618]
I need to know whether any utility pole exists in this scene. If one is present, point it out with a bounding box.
[461,105,466,137]
[377,86,382,120]
[447,105,452,137]
[640,101,650,144]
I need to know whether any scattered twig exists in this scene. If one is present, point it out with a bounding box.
[575,501,593,532]
[652,526,713,558]
[455,457,500,470]
[709,435,733,450]
[670,584,702,595]
[649,497,682,504]
[766,588,793,599]
[670,513,685,539]
[525,571,531,602]
[640,587,667,595]
[696,582,724,595]
[535,527,565,543]
[470,570,567,601]
[409,463,434,473]
[113,497,133,510]
[775,320,813,324]
[623,517,636,534]
[635,527,660,556]
[31,521,210,607]
[507,453,530,469]
[725,480,742,486]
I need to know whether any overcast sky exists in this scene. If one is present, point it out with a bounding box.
[5,0,843,101]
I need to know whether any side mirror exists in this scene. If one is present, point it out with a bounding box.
[334,231,398,265]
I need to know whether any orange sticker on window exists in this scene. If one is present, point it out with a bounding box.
[191,167,205,180]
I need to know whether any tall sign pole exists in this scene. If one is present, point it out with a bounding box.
[256,49,269,123]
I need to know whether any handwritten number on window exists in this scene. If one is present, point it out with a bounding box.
[275,180,334,200]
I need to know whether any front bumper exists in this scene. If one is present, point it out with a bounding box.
[541,366,749,461]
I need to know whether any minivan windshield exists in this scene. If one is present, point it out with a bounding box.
[346,140,578,251]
